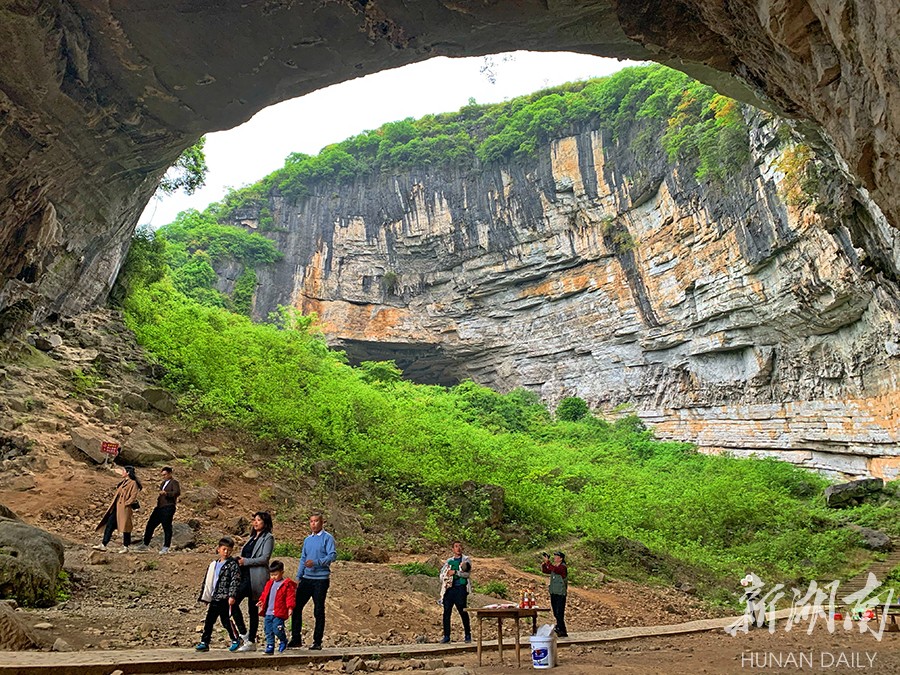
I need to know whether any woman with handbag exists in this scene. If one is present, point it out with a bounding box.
[93,465,143,553]
[233,511,275,651]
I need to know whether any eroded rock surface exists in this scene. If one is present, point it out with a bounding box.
[227,111,900,479]
[0,1,898,328]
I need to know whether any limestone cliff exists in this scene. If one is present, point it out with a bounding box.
[225,110,900,480]
[1,1,899,335]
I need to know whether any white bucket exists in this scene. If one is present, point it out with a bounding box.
[530,635,556,669]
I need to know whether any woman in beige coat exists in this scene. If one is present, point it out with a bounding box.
[93,465,142,553]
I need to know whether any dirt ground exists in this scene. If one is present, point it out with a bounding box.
[154,623,900,674]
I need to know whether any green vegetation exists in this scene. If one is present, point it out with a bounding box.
[775,144,822,209]
[272,541,303,557]
[55,570,72,604]
[71,367,102,399]
[555,397,589,422]
[158,137,208,196]
[474,581,510,599]
[213,65,750,219]
[392,562,440,577]
[127,209,282,313]
[118,248,895,602]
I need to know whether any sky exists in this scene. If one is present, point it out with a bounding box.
[139,51,639,227]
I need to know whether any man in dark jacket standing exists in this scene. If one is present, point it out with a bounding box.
[137,466,181,554]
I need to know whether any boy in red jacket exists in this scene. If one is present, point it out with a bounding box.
[257,560,297,654]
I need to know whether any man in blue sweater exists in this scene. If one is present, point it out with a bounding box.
[288,513,337,650]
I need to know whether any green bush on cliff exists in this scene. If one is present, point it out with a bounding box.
[154,209,281,310]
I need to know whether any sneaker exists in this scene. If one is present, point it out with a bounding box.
[228,640,241,652]
[286,640,302,649]
[439,636,451,644]
[195,642,209,652]
[131,544,150,553]
[159,546,170,555]
[117,546,129,553]
[278,642,287,653]
[264,646,275,655]
[309,643,322,650]
[464,635,472,643]
[91,543,107,551]
[236,641,255,652]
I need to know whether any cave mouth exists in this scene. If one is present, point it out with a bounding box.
[336,339,463,387]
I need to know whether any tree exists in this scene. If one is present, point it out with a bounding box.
[158,137,208,195]
[556,396,590,422]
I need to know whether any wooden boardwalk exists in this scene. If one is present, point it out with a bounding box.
[0,610,793,675]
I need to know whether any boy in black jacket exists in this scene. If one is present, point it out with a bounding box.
[196,537,243,651]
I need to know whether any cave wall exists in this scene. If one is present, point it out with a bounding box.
[0,0,898,331]
[231,111,900,479]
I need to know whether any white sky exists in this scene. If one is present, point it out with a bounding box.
[140,51,638,227]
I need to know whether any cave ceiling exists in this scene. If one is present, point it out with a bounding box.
[0,0,896,320]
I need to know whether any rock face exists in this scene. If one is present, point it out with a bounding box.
[0,1,898,332]
[226,110,900,480]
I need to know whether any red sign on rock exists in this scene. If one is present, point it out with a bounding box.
[101,441,120,457]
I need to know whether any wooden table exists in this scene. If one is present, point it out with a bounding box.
[468,606,551,667]
[873,605,900,631]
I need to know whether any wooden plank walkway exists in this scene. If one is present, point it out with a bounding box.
[0,610,793,675]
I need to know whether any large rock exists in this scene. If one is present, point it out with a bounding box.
[147,522,196,551]
[0,601,40,650]
[69,426,114,464]
[180,486,219,508]
[140,388,178,415]
[848,525,893,552]
[825,478,884,508]
[118,429,176,466]
[0,517,65,607]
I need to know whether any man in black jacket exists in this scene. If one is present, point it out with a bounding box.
[136,466,181,554]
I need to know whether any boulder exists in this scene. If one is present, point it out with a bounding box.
[180,486,219,508]
[0,518,65,607]
[141,388,178,415]
[118,429,176,466]
[69,426,112,464]
[227,516,249,536]
[121,392,149,412]
[824,478,884,508]
[148,522,196,551]
[0,601,39,650]
[848,525,893,552]
[353,547,390,564]
[0,505,18,521]
[32,334,63,351]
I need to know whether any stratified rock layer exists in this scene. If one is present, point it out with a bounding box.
[233,113,900,480]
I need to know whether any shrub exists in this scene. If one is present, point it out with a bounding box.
[392,562,440,577]
[272,541,303,557]
[475,581,509,598]
[556,397,589,422]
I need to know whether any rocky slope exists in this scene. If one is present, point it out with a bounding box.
[0,317,713,653]
[224,111,900,480]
